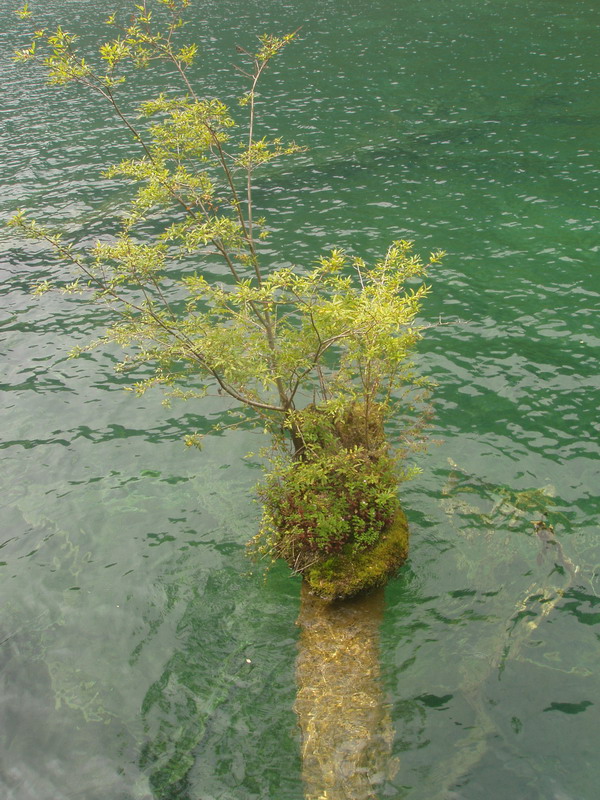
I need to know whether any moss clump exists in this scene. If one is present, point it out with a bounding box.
[304,508,409,600]
[250,403,412,600]
[258,446,400,565]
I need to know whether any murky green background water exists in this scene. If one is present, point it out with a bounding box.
[1,1,599,798]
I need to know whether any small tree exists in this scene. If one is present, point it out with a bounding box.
[10,0,443,596]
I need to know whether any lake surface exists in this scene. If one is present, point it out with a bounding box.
[1,1,599,798]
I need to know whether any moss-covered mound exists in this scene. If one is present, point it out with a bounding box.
[251,402,412,601]
[303,508,409,601]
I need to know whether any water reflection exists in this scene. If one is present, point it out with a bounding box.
[295,583,397,800]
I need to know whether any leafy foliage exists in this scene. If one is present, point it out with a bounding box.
[10,2,443,593]
[10,0,442,451]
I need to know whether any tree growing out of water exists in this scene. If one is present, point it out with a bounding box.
[11,0,443,597]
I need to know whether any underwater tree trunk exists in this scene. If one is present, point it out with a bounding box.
[295,582,397,800]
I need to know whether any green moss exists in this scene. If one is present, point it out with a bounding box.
[251,401,413,600]
[304,508,409,600]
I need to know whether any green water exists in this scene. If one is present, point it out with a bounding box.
[1,0,599,798]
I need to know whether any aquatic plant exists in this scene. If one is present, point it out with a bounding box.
[10,0,442,595]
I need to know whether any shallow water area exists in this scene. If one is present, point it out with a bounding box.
[1,0,599,798]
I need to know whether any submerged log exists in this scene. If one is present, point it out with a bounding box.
[295,582,398,800]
